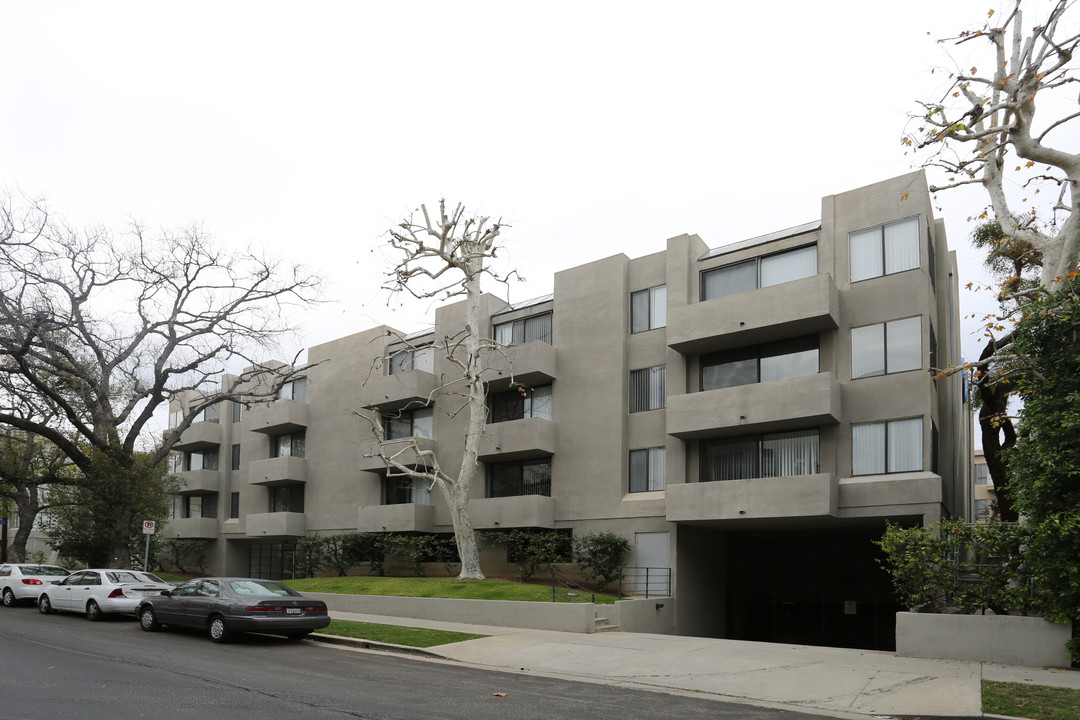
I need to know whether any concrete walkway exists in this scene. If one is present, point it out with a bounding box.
[320,610,1080,719]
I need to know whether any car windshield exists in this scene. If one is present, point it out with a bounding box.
[22,566,68,576]
[228,580,301,597]
[105,571,145,584]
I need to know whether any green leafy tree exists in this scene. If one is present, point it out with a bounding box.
[294,535,328,579]
[1005,281,1080,658]
[40,451,179,567]
[159,539,208,574]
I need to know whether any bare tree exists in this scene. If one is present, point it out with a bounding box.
[0,194,320,567]
[359,200,518,580]
[908,0,1079,512]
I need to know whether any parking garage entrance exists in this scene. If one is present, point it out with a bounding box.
[723,527,901,651]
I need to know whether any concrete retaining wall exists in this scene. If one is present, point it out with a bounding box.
[308,592,678,634]
[896,612,1072,668]
[308,592,597,633]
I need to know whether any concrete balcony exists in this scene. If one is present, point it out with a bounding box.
[175,469,222,494]
[667,473,837,524]
[667,372,841,439]
[161,517,219,539]
[483,341,557,392]
[357,437,438,472]
[248,456,308,487]
[248,399,309,435]
[245,511,307,538]
[667,273,839,355]
[356,503,435,533]
[477,418,557,461]
[172,421,221,452]
[359,370,439,412]
[469,494,556,529]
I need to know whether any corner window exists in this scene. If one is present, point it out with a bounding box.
[488,458,552,498]
[269,484,304,513]
[629,447,665,492]
[489,385,552,423]
[231,444,241,471]
[850,217,920,282]
[384,407,434,440]
[629,366,666,413]
[278,377,307,402]
[168,409,183,428]
[494,312,552,345]
[702,335,818,390]
[199,405,220,423]
[187,449,219,471]
[631,286,666,333]
[851,316,922,379]
[852,417,922,475]
[272,432,306,459]
[384,476,432,505]
[701,245,816,301]
[701,429,819,482]
[388,346,434,374]
[974,463,990,485]
[230,492,240,519]
[231,402,243,423]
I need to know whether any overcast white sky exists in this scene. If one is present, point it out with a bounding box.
[1,1,1023,368]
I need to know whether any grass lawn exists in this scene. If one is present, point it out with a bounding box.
[286,576,617,604]
[983,680,1080,720]
[318,620,484,648]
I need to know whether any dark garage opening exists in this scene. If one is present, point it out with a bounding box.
[725,527,902,651]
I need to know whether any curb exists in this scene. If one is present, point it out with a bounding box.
[309,632,451,660]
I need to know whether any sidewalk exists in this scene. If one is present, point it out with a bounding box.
[320,610,1080,719]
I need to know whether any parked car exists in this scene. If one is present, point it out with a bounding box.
[37,568,173,620]
[0,564,70,607]
[136,577,330,642]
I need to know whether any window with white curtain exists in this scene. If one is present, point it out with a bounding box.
[852,417,922,475]
[388,346,434,374]
[630,286,667,333]
[850,217,920,282]
[701,245,817,301]
[629,366,666,413]
[494,312,553,345]
[851,316,922,379]
[187,448,219,471]
[629,447,666,492]
[384,476,432,505]
[384,406,434,439]
[700,429,819,482]
[702,335,818,390]
[489,385,552,423]
[277,377,307,402]
[272,431,306,458]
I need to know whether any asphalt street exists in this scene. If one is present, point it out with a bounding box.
[0,606,834,720]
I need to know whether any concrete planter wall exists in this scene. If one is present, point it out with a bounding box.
[307,592,678,634]
[896,612,1072,668]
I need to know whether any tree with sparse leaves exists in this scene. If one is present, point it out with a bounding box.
[359,200,520,580]
[0,194,320,567]
[908,1,1079,517]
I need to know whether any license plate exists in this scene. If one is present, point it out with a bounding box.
[285,607,301,615]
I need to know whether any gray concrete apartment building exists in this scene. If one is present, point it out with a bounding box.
[166,170,970,651]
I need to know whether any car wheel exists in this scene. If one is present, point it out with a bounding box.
[85,599,103,621]
[2,588,15,607]
[208,615,234,643]
[139,606,160,631]
[286,630,312,641]
[38,594,53,614]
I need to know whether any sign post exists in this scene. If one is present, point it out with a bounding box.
[142,520,156,571]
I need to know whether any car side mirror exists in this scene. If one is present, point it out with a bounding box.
[50,580,62,585]
[160,589,173,597]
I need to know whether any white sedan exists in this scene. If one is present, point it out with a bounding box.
[38,569,173,620]
[0,563,70,606]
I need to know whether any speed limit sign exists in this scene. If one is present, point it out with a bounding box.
[143,520,156,535]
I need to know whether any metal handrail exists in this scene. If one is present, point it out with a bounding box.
[618,566,671,599]
[551,570,594,603]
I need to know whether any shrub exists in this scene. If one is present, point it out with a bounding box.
[572,531,630,591]
[159,539,208,574]
[294,535,328,579]
[341,532,388,576]
[484,529,571,582]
